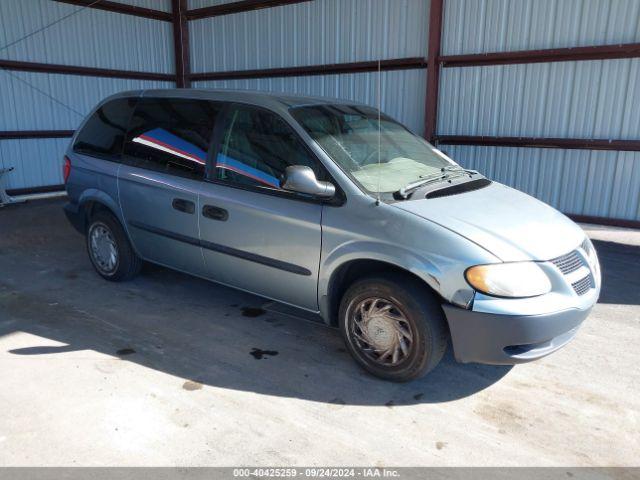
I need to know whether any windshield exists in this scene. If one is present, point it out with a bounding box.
[290,104,458,194]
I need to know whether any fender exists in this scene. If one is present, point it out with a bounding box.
[318,240,444,322]
[78,188,123,224]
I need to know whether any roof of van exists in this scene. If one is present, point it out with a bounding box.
[109,89,367,110]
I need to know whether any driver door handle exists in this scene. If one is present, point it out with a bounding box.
[172,198,195,214]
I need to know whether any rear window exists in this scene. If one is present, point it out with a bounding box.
[123,98,220,180]
[73,97,137,161]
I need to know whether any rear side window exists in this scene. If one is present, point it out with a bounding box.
[123,98,220,180]
[73,97,137,161]
[214,105,321,190]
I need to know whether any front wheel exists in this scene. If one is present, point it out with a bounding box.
[339,274,448,382]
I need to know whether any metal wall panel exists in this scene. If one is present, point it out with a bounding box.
[0,70,172,131]
[0,0,173,72]
[442,0,640,55]
[189,0,429,73]
[0,71,171,190]
[0,0,174,192]
[444,144,640,221]
[437,58,640,139]
[193,68,427,134]
[0,138,70,191]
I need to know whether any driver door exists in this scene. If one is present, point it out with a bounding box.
[196,104,327,311]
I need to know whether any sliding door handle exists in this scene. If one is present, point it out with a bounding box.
[202,204,228,221]
[172,198,195,214]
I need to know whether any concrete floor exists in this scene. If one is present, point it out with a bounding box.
[0,198,638,466]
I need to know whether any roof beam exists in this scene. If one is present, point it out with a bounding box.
[0,59,174,81]
[440,43,640,68]
[172,0,191,88]
[186,0,312,21]
[424,0,444,143]
[435,135,640,152]
[51,0,172,21]
[0,130,75,140]
[189,57,427,82]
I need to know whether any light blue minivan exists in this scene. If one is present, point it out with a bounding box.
[64,90,600,381]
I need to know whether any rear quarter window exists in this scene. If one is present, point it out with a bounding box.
[122,97,220,181]
[73,97,137,161]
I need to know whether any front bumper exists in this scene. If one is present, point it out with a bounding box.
[442,304,592,364]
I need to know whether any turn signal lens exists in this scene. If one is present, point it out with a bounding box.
[465,262,552,298]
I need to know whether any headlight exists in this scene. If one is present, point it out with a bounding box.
[465,262,552,298]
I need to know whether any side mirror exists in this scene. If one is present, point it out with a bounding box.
[281,165,336,199]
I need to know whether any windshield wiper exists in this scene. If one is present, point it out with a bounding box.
[436,165,477,175]
[394,166,478,199]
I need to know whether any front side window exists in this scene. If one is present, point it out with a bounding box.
[123,98,220,180]
[290,104,458,195]
[73,97,137,161]
[214,105,320,190]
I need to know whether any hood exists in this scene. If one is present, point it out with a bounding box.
[393,182,584,262]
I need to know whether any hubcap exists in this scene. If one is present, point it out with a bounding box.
[349,297,414,366]
[89,223,118,274]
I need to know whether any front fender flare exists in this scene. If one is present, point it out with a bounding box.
[318,240,444,321]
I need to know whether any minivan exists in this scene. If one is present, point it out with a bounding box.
[64,89,600,381]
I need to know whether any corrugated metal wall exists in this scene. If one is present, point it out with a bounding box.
[0,0,173,72]
[0,73,170,191]
[190,0,428,71]
[441,0,640,55]
[438,0,640,222]
[195,69,427,134]
[0,0,173,192]
[189,0,429,134]
[445,145,640,221]
[3,0,639,223]
[438,59,640,139]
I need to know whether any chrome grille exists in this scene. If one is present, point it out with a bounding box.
[572,275,593,296]
[550,250,583,275]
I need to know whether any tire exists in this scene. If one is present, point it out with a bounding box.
[339,273,448,382]
[86,210,142,282]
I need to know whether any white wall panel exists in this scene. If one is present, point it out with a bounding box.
[0,0,174,191]
[0,71,172,131]
[438,58,640,140]
[442,0,640,55]
[193,68,427,134]
[439,1,640,222]
[0,138,69,191]
[190,0,429,73]
[445,145,640,221]
[0,0,173,72]
[0,71,171,191]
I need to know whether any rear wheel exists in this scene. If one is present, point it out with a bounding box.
[339,274,448,382]
[86,211,141,281]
